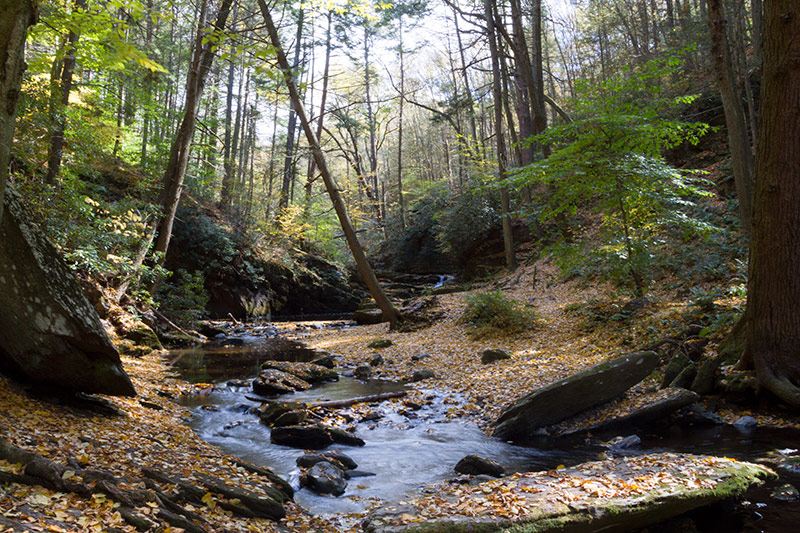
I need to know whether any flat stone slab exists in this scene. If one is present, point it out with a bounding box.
[555,388,700,436]
[492,351,659,441]
[363,453,775,533]
[261,361,338,383]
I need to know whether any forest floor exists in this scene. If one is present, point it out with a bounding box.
[0,256,796,532]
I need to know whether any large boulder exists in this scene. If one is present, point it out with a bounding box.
[0,187,135,396]
[492,351,659,441]
[363,454,775,533]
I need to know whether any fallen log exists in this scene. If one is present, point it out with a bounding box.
[310,391,408,409]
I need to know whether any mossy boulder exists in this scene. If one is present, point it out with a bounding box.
[368,339,393,349]
[363,453,776,532]
[481,349,512,365]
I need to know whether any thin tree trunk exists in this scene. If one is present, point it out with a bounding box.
[484,0,516,271]
[47,0,86,184]
[220,54,235,209]
[305,11,332,218]
[0,0,37,221]
[150,0,234,285]
[258,0,400,327]
[278,8,305,213]
[708,0,754,232]
[363,24,382,226]
[396,16,407,229]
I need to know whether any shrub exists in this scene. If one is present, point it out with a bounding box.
[155,269,209,324]
[458,291,538,338]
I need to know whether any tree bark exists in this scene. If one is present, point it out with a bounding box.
[46,0,86,184]
[743,0,800,407]
[0,0,36,221]
[483,0,516,271]
[278,8,305,213]
[305,11,332,219]
[151,0,234,277]
[258,0,400,327]
[707,0,755,232]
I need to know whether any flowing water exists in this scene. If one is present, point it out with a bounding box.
[170,323,800,529]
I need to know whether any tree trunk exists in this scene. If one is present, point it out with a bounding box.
[46,0,86,184]
[278,8,304,213]
[152,0,234,277]
[219,53,235,209]
[743,0,800,407]
[484,0,516,271]
[305,11,332,219]
[258,0,400,327]
[751,0,762,65]
[396,16,407,229]
[0,0,37,221]
[707,0,755,232]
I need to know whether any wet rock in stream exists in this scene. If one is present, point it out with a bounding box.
[300,460,348,496]
[252,369,310,396]
[270,424,364,449]
[454,455,504,477]
[261,361,338,383]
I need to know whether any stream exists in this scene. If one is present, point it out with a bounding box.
[169,322,800,530]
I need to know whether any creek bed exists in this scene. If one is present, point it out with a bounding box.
[169,323,800,529]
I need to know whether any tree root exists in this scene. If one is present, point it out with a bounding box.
[754,356,800,408]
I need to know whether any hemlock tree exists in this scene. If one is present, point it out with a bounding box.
[741,0,800,407]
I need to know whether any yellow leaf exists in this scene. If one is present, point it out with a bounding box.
[61,470,75,480]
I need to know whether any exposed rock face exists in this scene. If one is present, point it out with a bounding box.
[165,206,364,319]
[492,351,659,441]
[0,187,135,396]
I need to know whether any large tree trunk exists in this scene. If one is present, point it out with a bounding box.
[0,0,36,221]
[152,0,234,274]
[258,0,400,327]
[743,0,800,407]
[707,0,755,232]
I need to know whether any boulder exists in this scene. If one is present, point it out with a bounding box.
[370,354,384,367]
[261,361,338,383]
[0,186,135,396]
[562,388,700,436]
[662,351,690,388]
[492,351,659,441]
[363,454,776,533]
[252,369,311,396]
[328,427,366,446]
[270,425,334,449]
[454,455,504,477]
[256,401,306,426]
[354,309,385,325]
[481,349,512,365]
[411,369,435,382]
[312,355,336,368]
[297,451,358,470]
[368,339,393,349]
[300,461,347,496]
[272,410,308,427]
[355,365,373,380]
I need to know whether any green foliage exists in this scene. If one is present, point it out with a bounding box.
[155,269,209,324]
[511,55,715,295]
[458,290,538,338]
